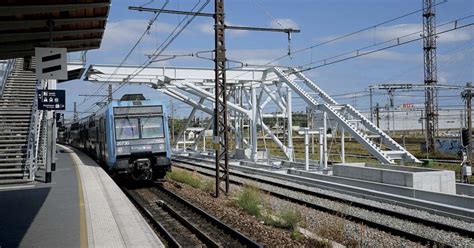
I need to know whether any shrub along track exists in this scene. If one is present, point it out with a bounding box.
[171,157,474,247]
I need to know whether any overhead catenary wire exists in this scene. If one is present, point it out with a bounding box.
[77,0,170,110]
[227,0,449,80]
[82,0,210,114]
[256,15,474,85]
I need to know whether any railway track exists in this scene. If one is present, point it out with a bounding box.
[171,156,474,247]
[122,183,261,248]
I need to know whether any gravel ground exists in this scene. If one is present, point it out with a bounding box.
[162,180,320,247]
[164,167,427,248]
[175,163,474,247]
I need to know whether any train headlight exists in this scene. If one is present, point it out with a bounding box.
[157,143,165,151]
[116,146,131,155]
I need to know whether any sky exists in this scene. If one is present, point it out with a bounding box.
[59,0,474,119]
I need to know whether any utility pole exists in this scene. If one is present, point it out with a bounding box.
[129,1,299,197]
[375,103,380,128]
[369,86,373,122]
[423,0,438,153]
[108,84,113,102]
[170,99,174,142]
[462,83,472,160]
[461,82,472,183]
[213,0,230,197]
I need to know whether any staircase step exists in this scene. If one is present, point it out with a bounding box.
[0,158,26,162]
[0,162,24,167]
[0,152,26,156]
[0,147,26,151]
[0,178,33,185]
[0,110,31,114]
[0,168,24,173]
[0,144,27,148]
[0,131,28,136]
[0,139,27,143]
[0,173,25,179]
[0,125,29,129]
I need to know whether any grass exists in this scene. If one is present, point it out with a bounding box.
[234,185,263,218]
[166,168,221,192]
[264,207,303,231]
[234,185,306,240]
[166,169,203,189]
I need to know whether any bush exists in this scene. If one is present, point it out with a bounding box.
[234,185,263,217]
[278,207,302,230]
[264,207,302,231]
[166,169,202,189]
[201,179,215,193]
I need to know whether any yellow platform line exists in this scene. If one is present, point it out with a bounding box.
[58,144,88,248]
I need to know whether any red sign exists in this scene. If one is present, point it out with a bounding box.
[401,103,414,109]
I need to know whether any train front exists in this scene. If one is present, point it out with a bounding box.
[113,102,171,180]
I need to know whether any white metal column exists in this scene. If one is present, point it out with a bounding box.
[286,86,294,161]
[323,111,328,169]
[251,86,258,161]
[341,127,346,163]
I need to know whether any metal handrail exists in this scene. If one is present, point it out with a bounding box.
[0,59,15,96]
[25,84,40,180]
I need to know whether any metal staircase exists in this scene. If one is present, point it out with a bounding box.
[272,67,420,164]
[0,58,38,184]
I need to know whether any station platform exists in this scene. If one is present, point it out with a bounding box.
[0,145,163,248]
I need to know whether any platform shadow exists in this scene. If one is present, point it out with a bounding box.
[0,187,51,248]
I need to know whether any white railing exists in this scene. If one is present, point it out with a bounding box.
[25,88,40,180]
[0,59,15,96]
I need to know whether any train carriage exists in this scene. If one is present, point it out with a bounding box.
[61,94,171,181]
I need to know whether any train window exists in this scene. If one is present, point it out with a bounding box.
[115,118,140,140]
[140,116,164,138]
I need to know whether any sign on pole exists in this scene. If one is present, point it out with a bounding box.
[38,89,66,111]
[35,47,68,80]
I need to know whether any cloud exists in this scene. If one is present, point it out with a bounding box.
[101,19,179,50]
[197,23,213,35]
[270,18,299,30]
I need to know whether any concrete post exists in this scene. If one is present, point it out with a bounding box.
[319,127,324,168]
[203,134,206,151]
[304,128,309,170]
[323,111,328,169]
[341,127,345,163]
[286,87,294,161]
[251,86,257,161]
[183,131,186,151]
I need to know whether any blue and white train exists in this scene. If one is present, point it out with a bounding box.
[61,94,172,181]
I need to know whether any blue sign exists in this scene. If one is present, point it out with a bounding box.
[38,89,66,110]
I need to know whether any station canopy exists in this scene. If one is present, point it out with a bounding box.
[0,0,110,60]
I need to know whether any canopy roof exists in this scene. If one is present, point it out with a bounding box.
[0,0,110,59]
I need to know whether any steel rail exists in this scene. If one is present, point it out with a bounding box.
[158,200,219,248]
[121,187,182,248]
[172,158,473,246]
[121,183,261,248]
[175,155,474,220]
[151,186,262,248]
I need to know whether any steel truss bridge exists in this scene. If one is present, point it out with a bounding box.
[85,65,421,165]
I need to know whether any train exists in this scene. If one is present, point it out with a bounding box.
[60,94,172,181]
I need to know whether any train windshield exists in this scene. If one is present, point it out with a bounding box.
[140,116,164,138]
[115,118,140,140]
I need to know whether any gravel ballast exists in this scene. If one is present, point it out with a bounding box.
[174,162,474,247]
